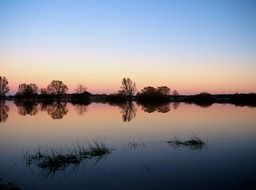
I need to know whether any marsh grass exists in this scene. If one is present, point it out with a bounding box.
[167,136,206,150]
[25,141,112,174]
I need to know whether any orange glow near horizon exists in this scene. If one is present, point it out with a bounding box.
[1,52,256,95]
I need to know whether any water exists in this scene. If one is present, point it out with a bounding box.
[0,101,256,189]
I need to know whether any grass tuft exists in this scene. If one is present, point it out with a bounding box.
[25,141,112,174]
[167,136,206,150]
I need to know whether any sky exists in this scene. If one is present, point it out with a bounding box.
[0,0,256,95]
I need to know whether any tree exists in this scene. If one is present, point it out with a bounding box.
[157,86,171,95]
[16,83,38,96]
[139,86,157,96]
[0,76,10,97]
[173,90,179,96]
[40,88,48,95]
[75,84,87,94]
[119,77,136,99]
[47,80,68,96]
[137,86,170,102]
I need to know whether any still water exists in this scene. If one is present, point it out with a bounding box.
[0,101,256,190]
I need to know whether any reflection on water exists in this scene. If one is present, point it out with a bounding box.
[138,102,171,113]
[172,101,180,110]
[15,100,38,116]
[0,101,9,123]
[109,101,137,122]
[0,102,256,190]
[40,101,68,119]
[3,100,235,121]
[73,104,88,115]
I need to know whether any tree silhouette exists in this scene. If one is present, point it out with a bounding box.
[40,88,48,95]
[172,90,179,101]
[16,83,38,96]
[184,92,214,107]
[173,90,179,96]
[137,86,170,102]
[0,76,10,97]
[47,80,68,96]
[139,86,157,96]
[0,101,9,123]
[75,84,87,94]
[119,77,136,100]
[157,86,171,95]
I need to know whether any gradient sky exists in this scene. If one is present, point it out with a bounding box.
[1,0,256,94]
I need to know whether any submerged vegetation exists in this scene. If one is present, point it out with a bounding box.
[167,136,206,150]
[126,142,146,150]
[25,142,112,175]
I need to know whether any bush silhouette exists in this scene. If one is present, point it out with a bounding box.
[137,86,170,103]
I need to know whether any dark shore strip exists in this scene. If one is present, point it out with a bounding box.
[1,92,256,107]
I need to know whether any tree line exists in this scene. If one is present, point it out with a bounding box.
[1,75,255,106]
[0,75,177,99]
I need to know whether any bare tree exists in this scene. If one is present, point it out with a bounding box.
[47,80,68,96]
[119,77,136,100]
[173,90,179,96]
[0,76,10,97]
[16,83,38,96]
[75,84,87,94]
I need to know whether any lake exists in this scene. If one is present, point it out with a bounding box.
[0,101,256,190]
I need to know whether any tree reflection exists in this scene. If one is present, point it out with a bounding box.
[0,101,9,123]
[43,102,69,119]
[138,102,171,113]
[15,100,38,116]
[74,104,88,115]
[120,102,137,122]
[172,102,180,110]
[109,101,137,122]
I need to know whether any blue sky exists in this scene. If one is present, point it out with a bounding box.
[1,0,256,94]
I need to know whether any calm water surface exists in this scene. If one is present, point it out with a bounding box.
[0,101,256,190]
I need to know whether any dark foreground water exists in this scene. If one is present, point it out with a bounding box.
[0,101,256,190]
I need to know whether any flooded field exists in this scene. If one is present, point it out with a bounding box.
[0,101,256,190]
